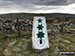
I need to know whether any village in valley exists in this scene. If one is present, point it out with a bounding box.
[0,13,75,56]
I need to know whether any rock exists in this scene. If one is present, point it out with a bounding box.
[16,53,22,56]
[53,29,59,33]
[23,51,30,55]
[17,42,23,47]
[12,47,21,52]
[30,53,41,56]
[60,43,65,47]
[8,39,16,47]
[22,38,26,41]
[53,39,59,43]
[24,39,30,42]
[21,54,26,56]
[41,51,49,56]
[63,40,70,43]
[22,42,28,50]
[66,47,69,50]
[53,46,60,55]
[52,39,59,43]
[71,46,75,50]
[53,24,59,28]
[49,43,52,47]
[56,39,60,42]
[66,29,71,32]
[34,49,42,53]
[4,49,11,56]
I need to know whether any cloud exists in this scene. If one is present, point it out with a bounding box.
[0,0,75,14]
[3,0,75,5]
[35,0,67,5]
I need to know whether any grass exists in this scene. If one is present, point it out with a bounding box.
[0,25,75,56]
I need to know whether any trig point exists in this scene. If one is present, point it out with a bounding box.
[32,16,49,50]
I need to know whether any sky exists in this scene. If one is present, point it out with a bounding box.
[0,0,75,14]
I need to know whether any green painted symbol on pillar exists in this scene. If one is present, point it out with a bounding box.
[37,24,44,30]
[37,18,42,23]
[37,18,45,44]
[37,31,45,39]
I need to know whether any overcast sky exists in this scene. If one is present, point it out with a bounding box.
[0,0,75,14]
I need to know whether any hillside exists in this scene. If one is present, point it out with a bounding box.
[0,13,75,20]
[0,13,75,56]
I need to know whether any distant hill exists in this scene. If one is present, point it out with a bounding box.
[0,13,75,20]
